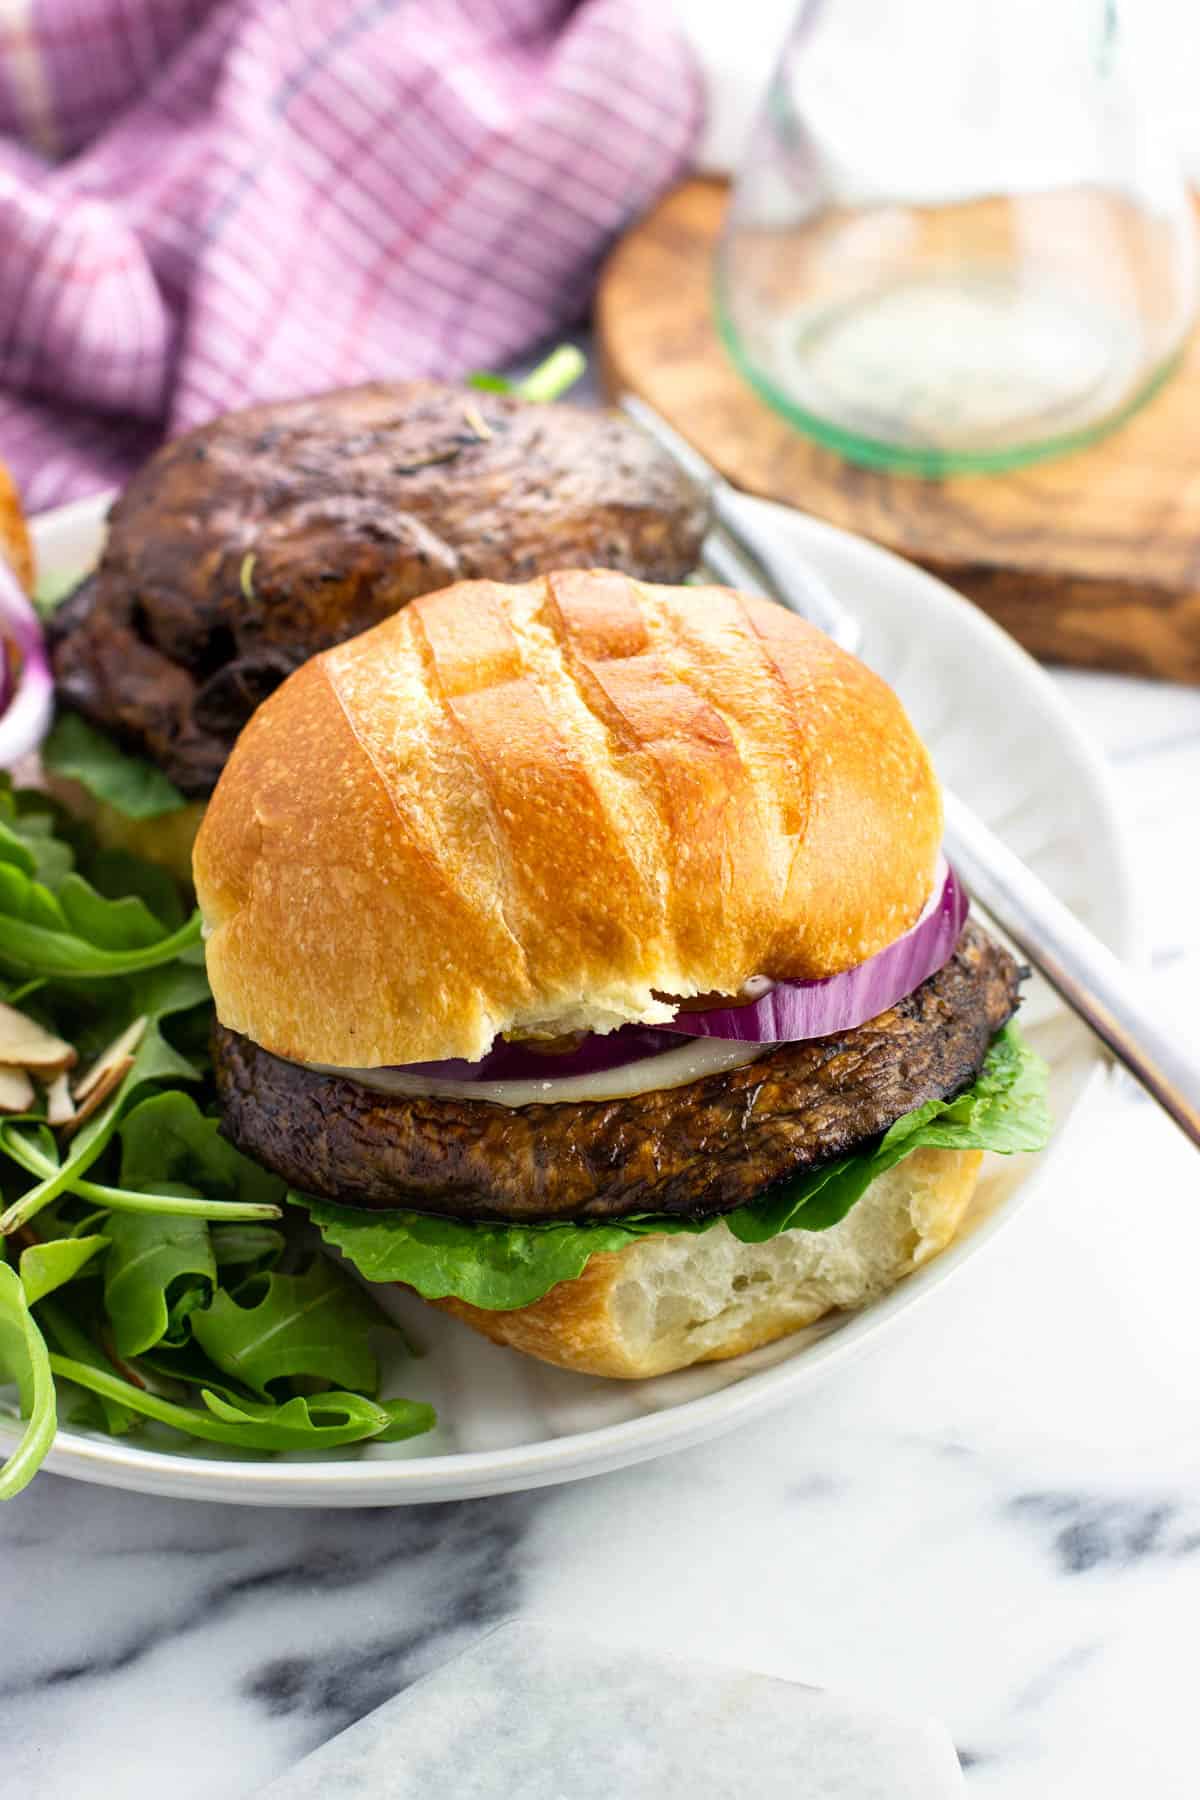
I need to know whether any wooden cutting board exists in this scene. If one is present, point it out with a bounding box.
[596,178,1200,684]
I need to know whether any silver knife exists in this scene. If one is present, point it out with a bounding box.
[621,393,1200,1151]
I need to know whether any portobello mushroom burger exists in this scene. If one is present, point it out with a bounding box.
[193,570,1050,1379]
[44,383,708,881]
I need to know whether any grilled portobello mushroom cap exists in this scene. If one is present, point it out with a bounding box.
[49,382,710,797]
[212,922,1021,1225]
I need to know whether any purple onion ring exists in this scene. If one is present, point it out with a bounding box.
[658,861,967,1043]
[388,864,967,1082]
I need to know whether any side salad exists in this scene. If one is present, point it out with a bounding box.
[0,780,435,1499]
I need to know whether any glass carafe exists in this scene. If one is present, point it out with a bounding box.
[715,0,1197,474]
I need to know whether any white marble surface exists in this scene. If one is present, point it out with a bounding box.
[4,664,1200,1798]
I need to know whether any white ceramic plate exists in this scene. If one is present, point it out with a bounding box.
[4,494,1136,1506]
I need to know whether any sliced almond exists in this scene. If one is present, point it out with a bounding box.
[0,1002,76,1075]
[73,1016,147,1103]
[0,1065,35,1113]
[42,1070,76,1128]
[63,1056,134,1136]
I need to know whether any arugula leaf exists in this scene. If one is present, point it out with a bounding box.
[118,1091,285,1210]
[35,1297,139,1436]
[1,810,74,889]
[0,786,434,1487]
[104,1210,216,1357]
[515,345,587,403]
[0,971,210,1234]
[210,1224,286,1271]
[3,1093,286,1229]
[41,712,188,821]
[101,958,212,1030]
[190,1256,386,1397]
[467,344,586,404]
[303,1026,1050,1310]
[2,1122,280,1227]
[19,1234,108,1306]
[0,1264,57,1499]
[55,874,169,951]
[200,1387,433,1446]
[89,849,185,931]
[48,1355,433,1450]
[0,895,201,980]
[0,778,201,979]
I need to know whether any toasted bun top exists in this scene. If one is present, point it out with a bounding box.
[194,573,942,1067]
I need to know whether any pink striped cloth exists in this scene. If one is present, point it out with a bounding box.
[0,0,700,513]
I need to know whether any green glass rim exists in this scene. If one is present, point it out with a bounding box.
[713,288,1185,478]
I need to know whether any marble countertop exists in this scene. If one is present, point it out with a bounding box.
[4,663,1200,1798]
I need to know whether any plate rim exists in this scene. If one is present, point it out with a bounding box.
[6,489,1135,1504]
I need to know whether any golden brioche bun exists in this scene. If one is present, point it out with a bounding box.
[194,571,942,1067]
[0,459,34,593]
[434,1147,983,1378]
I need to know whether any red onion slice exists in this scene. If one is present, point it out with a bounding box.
[657,861,966,1043]
[0,555,53,771]
[376,863,967,1085]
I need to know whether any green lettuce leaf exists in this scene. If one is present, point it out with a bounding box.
[726,1021,1050,1240]
[190,1256,387,1397]
[299,1202,678,1314]
[302,1025,1050,1311]
[41,712,188,821]
[0,1264,57,1499]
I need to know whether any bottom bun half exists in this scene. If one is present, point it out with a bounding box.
[431,1148,983,1379]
